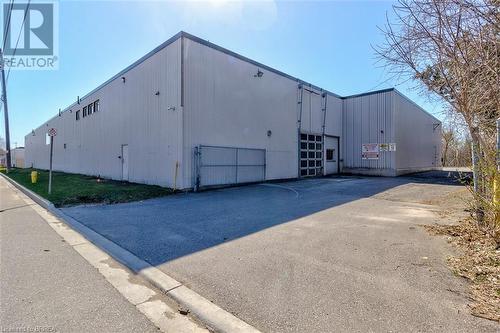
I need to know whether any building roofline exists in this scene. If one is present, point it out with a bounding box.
[51,30,345,121]
[392,88,441,124]
[341,88,395,99]
[181,32,342,98]
[31,31,439,134]
[342,87,441,123]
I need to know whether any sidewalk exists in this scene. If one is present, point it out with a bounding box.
[0,178,158,332]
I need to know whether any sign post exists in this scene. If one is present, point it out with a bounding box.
[47,128,57,194]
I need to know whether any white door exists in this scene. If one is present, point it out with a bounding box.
[121,144,129,181]
[324,136,339,175]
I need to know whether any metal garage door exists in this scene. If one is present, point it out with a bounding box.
[194,145,266,190]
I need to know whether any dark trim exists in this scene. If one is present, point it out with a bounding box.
[393,89,441,123]
[341,88,395,99]
[38,31,438,130]
[182,32,342,98]
[180,35,184,107]
[64,32,183,114]
[50,31,343,122]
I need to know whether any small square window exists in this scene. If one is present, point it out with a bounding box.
[308,143,315,149]
[316,160,322,167]
[301,133,307,140]
[301,160,307,167]
[301,151,307,158]
[301,142,307,149]
[316,135,322,141]
[316,143,322,150]
[326,149,335,161]
[316,152,322,158]
[308,151,315,158]
[308,134,315,141]
[301,169,308,176]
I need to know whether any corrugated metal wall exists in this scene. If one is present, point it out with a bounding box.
[24,32,440,189]
[25,39,182,187]
[342,90,396,175]
[394,91,442,172]
[182,38,343,188]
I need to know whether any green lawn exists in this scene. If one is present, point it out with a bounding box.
[1,168,173,207]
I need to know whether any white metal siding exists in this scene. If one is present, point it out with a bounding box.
[394,92,442,172]
[182,39,343,188]
[25,39,182,187]
[182,38,298,188]
[342,90,396,174]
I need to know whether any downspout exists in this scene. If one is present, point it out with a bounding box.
[321,92,328,176]
[297,83,304,178]
[321,91,328,136]
[179,35,185,190]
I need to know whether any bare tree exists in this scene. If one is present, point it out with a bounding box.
[442,125,455,166]
[375,0,499,240]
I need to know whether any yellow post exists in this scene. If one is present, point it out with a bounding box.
[31,171,38,184]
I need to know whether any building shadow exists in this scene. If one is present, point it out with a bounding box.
[62,170,467,269]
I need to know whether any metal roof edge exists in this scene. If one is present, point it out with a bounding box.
[45,32,184,121]
[32,30,347,135]
[392,88,441,124]
[340,88,395,100]
[29,31,439,136]
[180,32,342,98]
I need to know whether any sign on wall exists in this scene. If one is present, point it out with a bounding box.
[362,143,379,160]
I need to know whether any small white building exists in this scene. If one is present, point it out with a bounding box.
[11,147,25,168]
[25,32,441,190]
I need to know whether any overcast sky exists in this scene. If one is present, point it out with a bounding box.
[2,0,445,147]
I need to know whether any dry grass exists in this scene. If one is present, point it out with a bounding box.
[425,219,500,322]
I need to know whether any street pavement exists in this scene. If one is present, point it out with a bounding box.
[0,179,159,332]
[64,173,499,333]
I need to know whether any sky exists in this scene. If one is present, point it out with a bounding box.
[2,0,446,147]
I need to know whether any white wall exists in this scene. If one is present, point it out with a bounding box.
[11,148,25,168]
[25,39,182,187]
[342,90,396,175]
[394,91,442,172]
[181,38,343,188]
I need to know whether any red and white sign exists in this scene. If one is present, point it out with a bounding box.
[362,143,379,160]
[48,128,57,137]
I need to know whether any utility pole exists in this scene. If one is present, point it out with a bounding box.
[0,48,11,171]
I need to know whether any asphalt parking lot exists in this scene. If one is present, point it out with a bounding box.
[63,173,498,332]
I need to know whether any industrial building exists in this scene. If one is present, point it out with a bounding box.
[25,31,442,190]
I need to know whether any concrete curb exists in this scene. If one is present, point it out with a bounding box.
[1,173,260,333]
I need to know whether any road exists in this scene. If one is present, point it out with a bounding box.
[64,173,499,333]
[0,178,159,332]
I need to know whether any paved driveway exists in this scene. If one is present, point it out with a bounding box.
[63,174,498,332]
